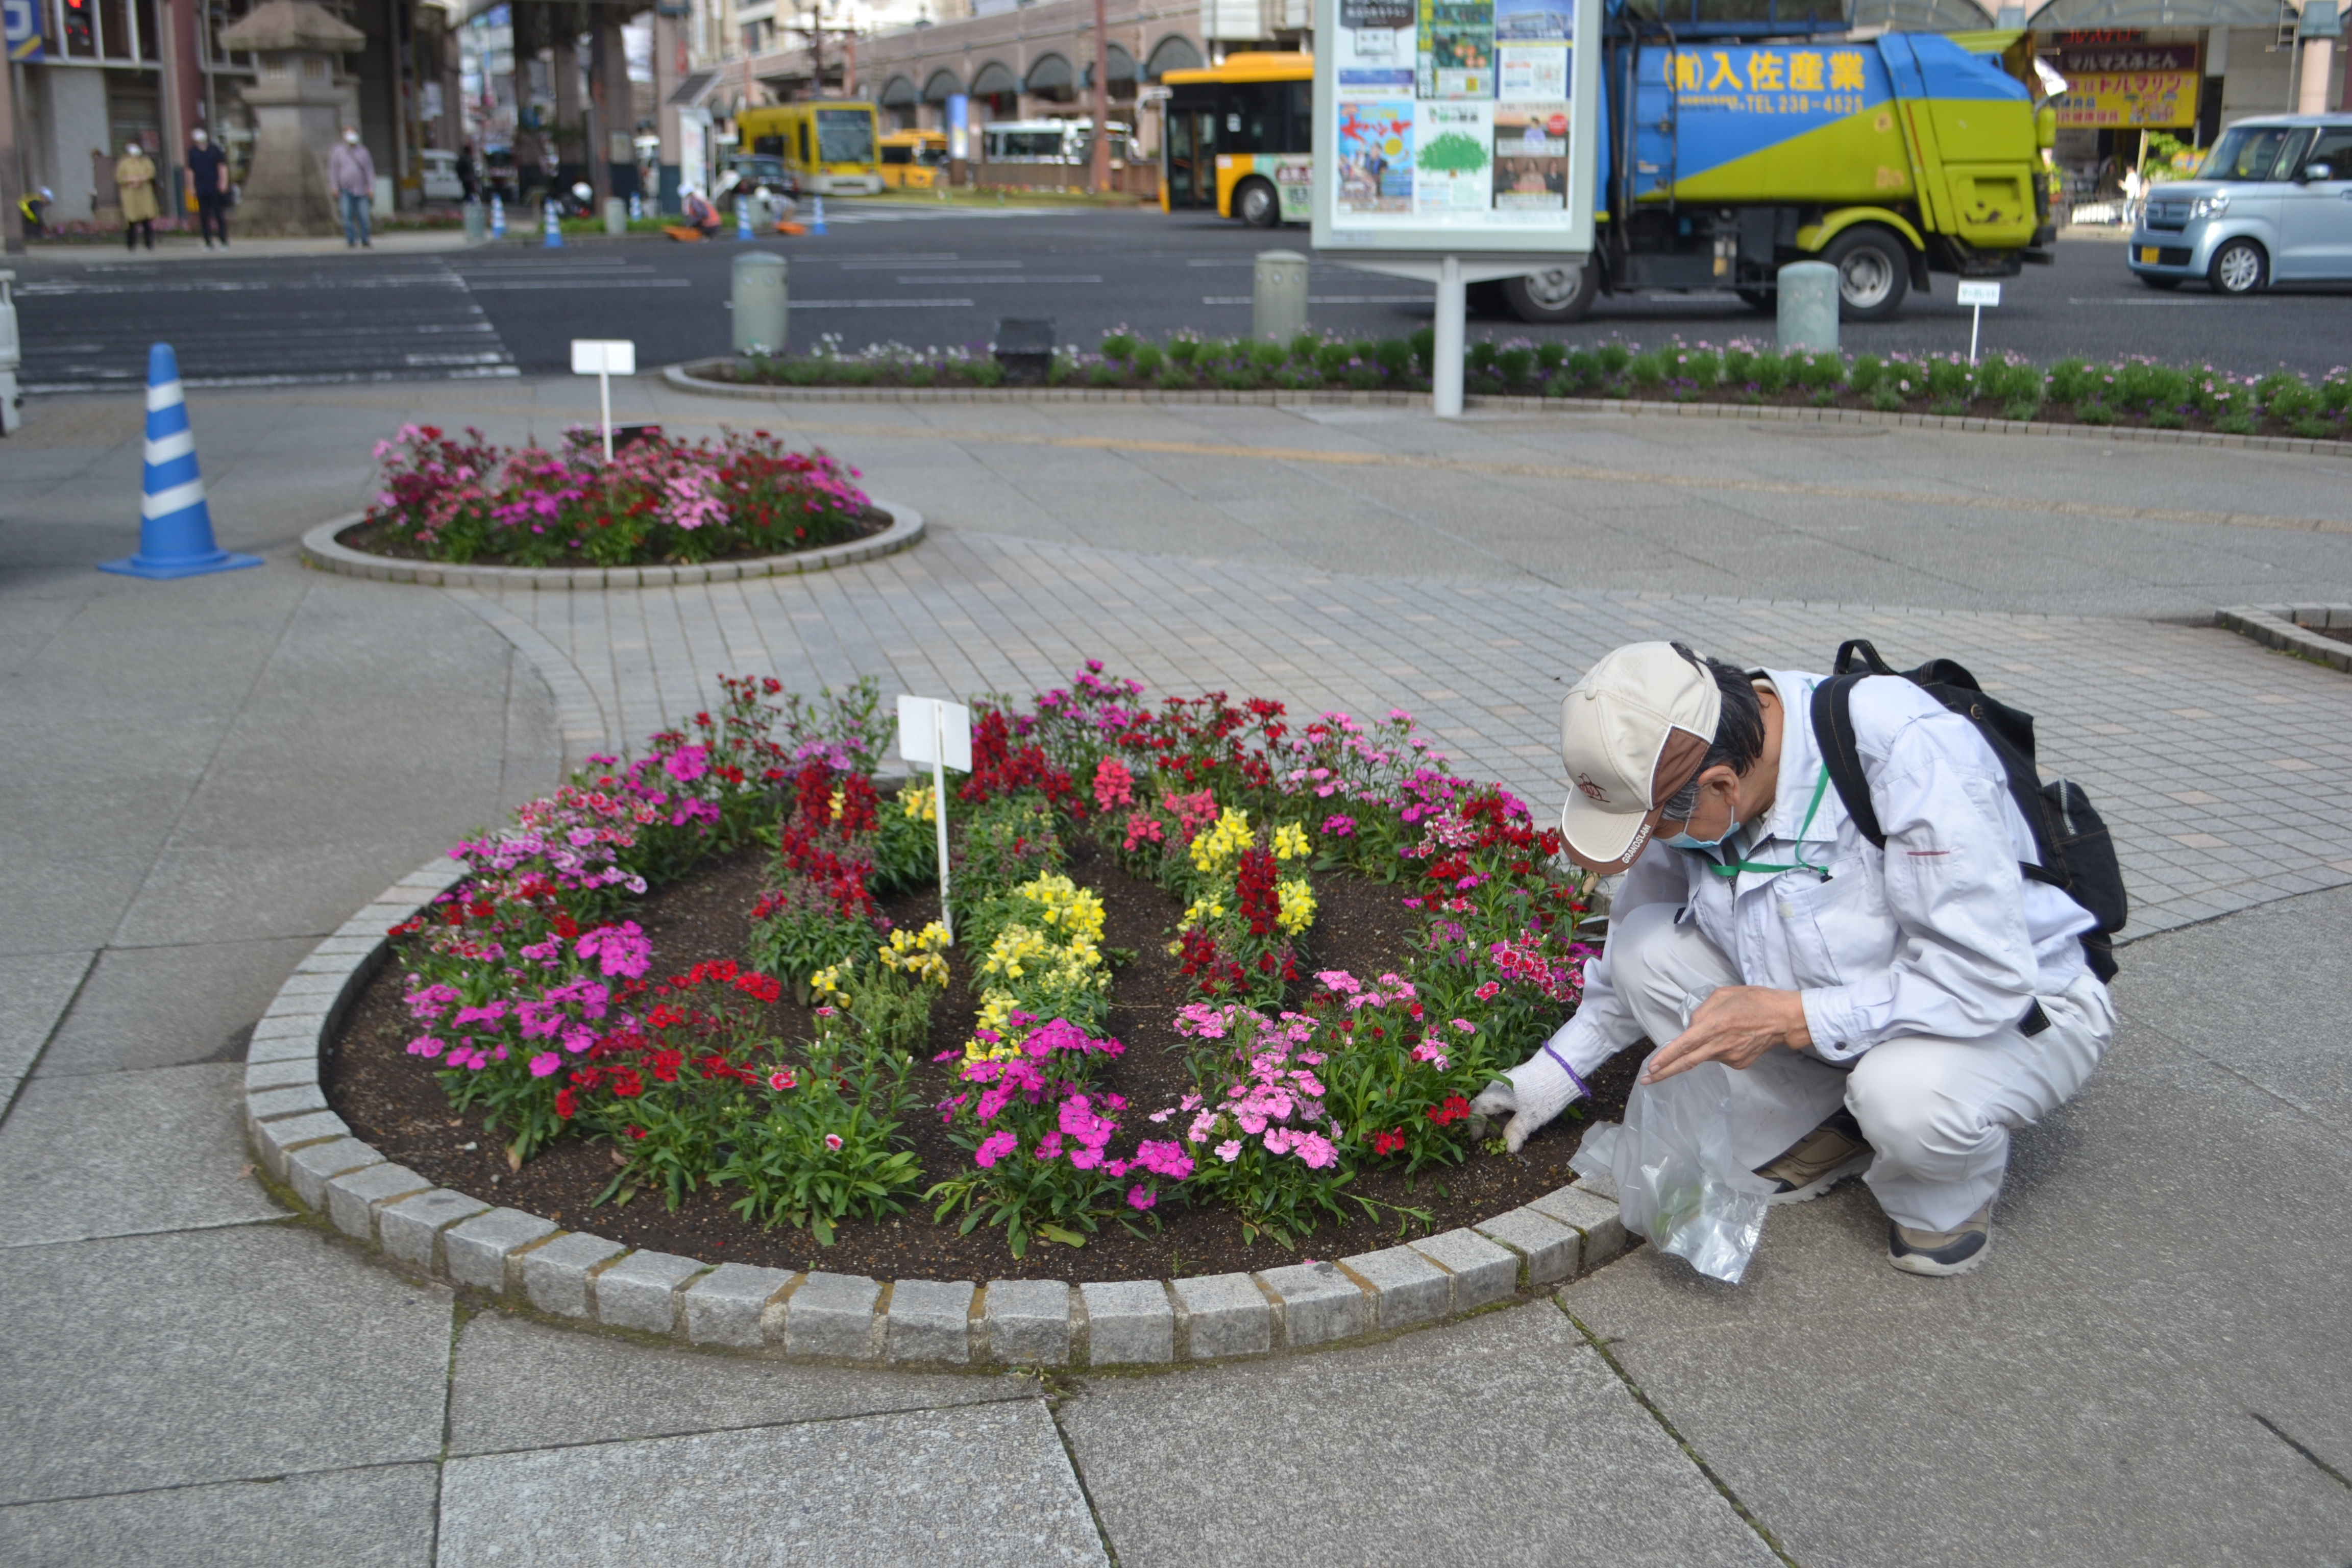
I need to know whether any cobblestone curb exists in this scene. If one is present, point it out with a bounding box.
[2216,605,2352,674]
[249,859,1635,1370]
[297,501,924,590]
[662,361,2352,460]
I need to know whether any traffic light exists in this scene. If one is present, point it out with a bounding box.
[62,0,92,52]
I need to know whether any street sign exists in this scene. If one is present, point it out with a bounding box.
[897,695,973,938]
[1955,281,2001,364]
[4,0,43,61]
[570,339,636,459]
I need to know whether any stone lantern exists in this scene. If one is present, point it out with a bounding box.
[218,0,368,235]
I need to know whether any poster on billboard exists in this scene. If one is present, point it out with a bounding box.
[2045,39,2200,128]
[1314,0,1597,254]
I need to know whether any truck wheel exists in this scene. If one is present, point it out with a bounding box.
[1235,178,1280,228]
[2208,238,2266,296]
[1823,227,1909,321]
[1503,262,1600,323]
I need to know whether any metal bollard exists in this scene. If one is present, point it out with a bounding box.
[603,197,627,236]
[462,199,486,245]
[0,271,20,436]
[732,252,789,356]
[1253,250,1309,344]
[1776,260,1839,353]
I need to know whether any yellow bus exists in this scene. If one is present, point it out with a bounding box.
[879,129,948,189]
[1160,53,1313,227]
[734,102,885,196]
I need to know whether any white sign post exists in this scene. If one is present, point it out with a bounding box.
[1311,0,1602,418]
[569,338,638,460]
[896,694,972,941]
[1955,281,2001,366]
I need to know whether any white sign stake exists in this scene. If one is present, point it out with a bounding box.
[897,694,972,941]
[570,338,638,460]
[1955,281,2001,366]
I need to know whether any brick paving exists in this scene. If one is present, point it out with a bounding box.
[458,527,2352,942]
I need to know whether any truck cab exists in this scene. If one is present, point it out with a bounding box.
[1497,0,2056,322]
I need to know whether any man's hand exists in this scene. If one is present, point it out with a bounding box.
[1470,1042,1585,1154]
[1641,986,1811,1084]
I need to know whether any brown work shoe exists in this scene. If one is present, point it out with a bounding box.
[1888,1205,1993,1277]
[1753,1109,1871,1205]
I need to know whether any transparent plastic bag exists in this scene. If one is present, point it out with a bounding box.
[1570,1060,1774,1284]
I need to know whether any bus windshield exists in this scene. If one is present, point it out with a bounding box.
[817,110,876,165]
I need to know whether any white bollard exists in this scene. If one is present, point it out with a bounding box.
[1433,255,1466,418]
[1776,261,1839,353]
[489,194,506,238]
[732,252,789,356]
[0,272,21,437]
[1253,250,1308,344]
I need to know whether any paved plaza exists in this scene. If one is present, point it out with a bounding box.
[3,379,2350,1563]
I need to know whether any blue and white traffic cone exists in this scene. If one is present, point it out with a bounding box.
[99,344,260,580]
[812,194,826,235]
[543,200,564,247]
[629,191,642,222]
[490,194,506,238]
[736,195,753,240]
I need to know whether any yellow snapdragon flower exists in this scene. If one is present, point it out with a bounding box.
[1015,873,1107,945]
[980,923,1049,982]
[810,961,850,999]
[878,921,952,987]
[1180,895,1227,932]
[1190,807,1254,875]
[1276,877,1317,935]
[901,785,937,822]
[1273,822,1310,862]
[964,990,1028,1062]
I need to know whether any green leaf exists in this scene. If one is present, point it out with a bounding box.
[1037,1223,1088,1248]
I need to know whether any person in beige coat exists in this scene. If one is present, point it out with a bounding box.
[116,142,160,251]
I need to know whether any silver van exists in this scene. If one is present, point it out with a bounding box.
[2128,115,2352,293]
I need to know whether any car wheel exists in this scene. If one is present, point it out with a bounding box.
[2208,237,2266,296]
[1502,262,1600,323]
[1822,226,1909,320]
[1235,179,1280,228]
[2139,274,2182,291]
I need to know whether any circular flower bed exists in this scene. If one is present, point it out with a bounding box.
[327,668,1628,1281]
[338,424,883,569]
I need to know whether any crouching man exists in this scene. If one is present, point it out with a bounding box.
[1473,642,2114,1276]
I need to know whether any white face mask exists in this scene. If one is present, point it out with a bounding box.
[126,144,141,157]
[192,131,207,144]
[344,131,359,144]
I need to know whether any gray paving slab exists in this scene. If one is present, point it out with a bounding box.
[0,1226,452,1505]
[446,1307,1034,1456]
[0,951,90,1100]
[0,1461,438,1568]
[437,1398,1106,1566]
[0,1062,282,1246]
[33,937,320,1079]
[1059,1297,1776,1567]
[1561,1013,2352,1567]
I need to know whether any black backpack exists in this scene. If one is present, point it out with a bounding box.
[1807,640,2125,984]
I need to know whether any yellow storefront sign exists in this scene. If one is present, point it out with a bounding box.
[2054,70,2198,129]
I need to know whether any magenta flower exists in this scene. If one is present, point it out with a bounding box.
[665,745,709,782]
[974,1131,1019,1168]
[824,1133,844,1152]
[528,1051,561,1077]
[1128,1185,1157,1212]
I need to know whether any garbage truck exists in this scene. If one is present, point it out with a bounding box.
[1491,1,2059,321]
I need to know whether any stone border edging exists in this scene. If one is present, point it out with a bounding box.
[244,862,1628,1370]
[298,502,924,591]
[2216,605,2352,673]
[663,360,2352,460]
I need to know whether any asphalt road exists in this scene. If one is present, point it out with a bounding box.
[14,202,2352,391]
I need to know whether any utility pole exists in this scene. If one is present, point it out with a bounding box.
[805,0,823,96]
[1088,0,1109,194]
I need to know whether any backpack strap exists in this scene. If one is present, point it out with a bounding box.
[1809,674,1884,847]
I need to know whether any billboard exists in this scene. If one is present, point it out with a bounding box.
[2045,38,2200,129]
[1314,0,1599,255]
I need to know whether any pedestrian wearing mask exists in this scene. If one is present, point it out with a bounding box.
[1472,641,2116,1278]
[188,127,231,250]
[328,127,376,248]
[116,140,159,251]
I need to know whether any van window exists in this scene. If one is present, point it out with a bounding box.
[2202,124,2305,183]
[752,135,783,156]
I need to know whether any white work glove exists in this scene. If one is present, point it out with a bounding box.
[1469,1039,1587,1154]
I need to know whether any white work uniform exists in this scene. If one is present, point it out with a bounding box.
[1547,669,2115,1231]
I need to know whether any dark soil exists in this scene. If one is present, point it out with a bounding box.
[334,501,892,568]
[326,837,1636,1284]
[2308,624,2352,647]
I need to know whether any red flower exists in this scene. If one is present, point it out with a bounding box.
[1426,1094,1473,1126]
[625,1124,647,1140]
[553,1088,577,1119]
[1371,1128,1406,1156]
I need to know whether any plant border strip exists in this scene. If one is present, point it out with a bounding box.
[245,859,1630,1371]
[297,502,926,591]
[2216,605,2352,675]
[661,362,2352,461]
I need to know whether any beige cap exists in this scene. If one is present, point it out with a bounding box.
[1557,642,1722,866]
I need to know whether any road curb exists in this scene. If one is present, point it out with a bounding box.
[250,866,1631,1372]
[296,502,924,589]
[2215,605,2352,674]
[662,361,2352,458]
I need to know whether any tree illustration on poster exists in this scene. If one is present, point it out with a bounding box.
[1312,0,1601,416]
